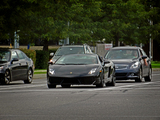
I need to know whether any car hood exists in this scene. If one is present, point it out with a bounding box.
[49,64,100,75]
[110,59,137,64]
[0,61,8,66]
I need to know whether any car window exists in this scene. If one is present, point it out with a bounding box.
[140,49,147,56]
[11,51,18,59]
[105,49,139,59]
[55,55,98,65]
[0,50,10,61]
[55,47,84,56]
[85,46,90,53]
[17,50,25,59]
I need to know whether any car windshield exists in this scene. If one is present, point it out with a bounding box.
[105,49,139,59]
[55,47,84,56]
[55,55,98,65]
[0,50,10,61]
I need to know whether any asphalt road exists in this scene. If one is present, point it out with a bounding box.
[0,71,160,120]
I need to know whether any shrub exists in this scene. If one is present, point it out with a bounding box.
[35,50,49,69]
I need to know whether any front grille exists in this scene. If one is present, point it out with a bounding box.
[49,77,96,84]
[115,73,127,76]
[115,65,128,70]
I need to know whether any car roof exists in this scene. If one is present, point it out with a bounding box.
[61,45,88,47]
[62,53,98,57]
[110,46,141,50]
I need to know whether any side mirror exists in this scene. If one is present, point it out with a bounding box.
[50,53,54,57]
[104,60,110,64]
[11,58,19,64]
[48,61,53,64]
[48,59,55,64]
[142,56,147,59]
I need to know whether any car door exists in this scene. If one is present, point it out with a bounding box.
[16,50,28,80]
[139,49,148,76]
[10,51,21,80]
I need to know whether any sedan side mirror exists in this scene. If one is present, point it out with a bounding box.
[142,56,147,59]
[104,60,110,64]
[11,58,19,64]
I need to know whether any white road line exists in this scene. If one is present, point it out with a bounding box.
[0,84,46,90]
[87,81,160,91]
[0,81,160,92]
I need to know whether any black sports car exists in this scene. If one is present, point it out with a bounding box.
[47,54,115,88]
[104,46,152,82]
[0,48,34,84]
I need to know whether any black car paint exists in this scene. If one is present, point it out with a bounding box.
[47,54,115,88]
[0,48,34,84]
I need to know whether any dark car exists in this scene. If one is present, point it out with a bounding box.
[0,48,34,84]
[49,44,93,64]
[104,46,152,82]
[47,54,115,88]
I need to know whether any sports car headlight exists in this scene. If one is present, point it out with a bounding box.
[88,68,97,74]
[130,62,139,69]
[49,69,55,75]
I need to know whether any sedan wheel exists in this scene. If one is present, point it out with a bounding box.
[135,68,142,82]
[144,68,152,82]
[24,69,33,84]
[4,70,11,85]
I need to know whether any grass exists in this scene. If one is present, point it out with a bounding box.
[34,69,47,74]
[151,61,160,68]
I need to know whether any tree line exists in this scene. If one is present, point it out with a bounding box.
[0,0,159,50]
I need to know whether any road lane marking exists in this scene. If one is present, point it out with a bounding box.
[0,81,160,92]
[87,81,160,91]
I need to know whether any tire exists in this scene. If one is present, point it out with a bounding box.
[107,76,115,86]
[24,69,33,84]
[135,68,142,82]
[61,85,71,88]
[3,70,11,85]
[96,74,105,88]
[144,68,152,82]
[48,84,56,88]
[106,69,115,86]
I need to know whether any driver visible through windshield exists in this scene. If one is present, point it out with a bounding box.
[105,49,139,59]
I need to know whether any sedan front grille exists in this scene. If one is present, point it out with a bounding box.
[115,65,128,70]
[115,73,127,76]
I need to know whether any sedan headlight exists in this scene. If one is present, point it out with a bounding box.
[130,62,139,69]
[49,69,55,75]
[88,68,97,74]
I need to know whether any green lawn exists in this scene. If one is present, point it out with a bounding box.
[151,61,160,68]
[34,69,47,74]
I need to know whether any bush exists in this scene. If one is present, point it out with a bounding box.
[35,48,58,69]
[35,50,50,69]
[19,48,36,67]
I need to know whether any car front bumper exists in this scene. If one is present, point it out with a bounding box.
[47,75,102,85]
[115,68,140,80]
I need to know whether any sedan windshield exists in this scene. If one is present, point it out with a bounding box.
[105,49,139,59]
[0,50,10,61]
[55,47,84,56]
[55,55,98,65]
